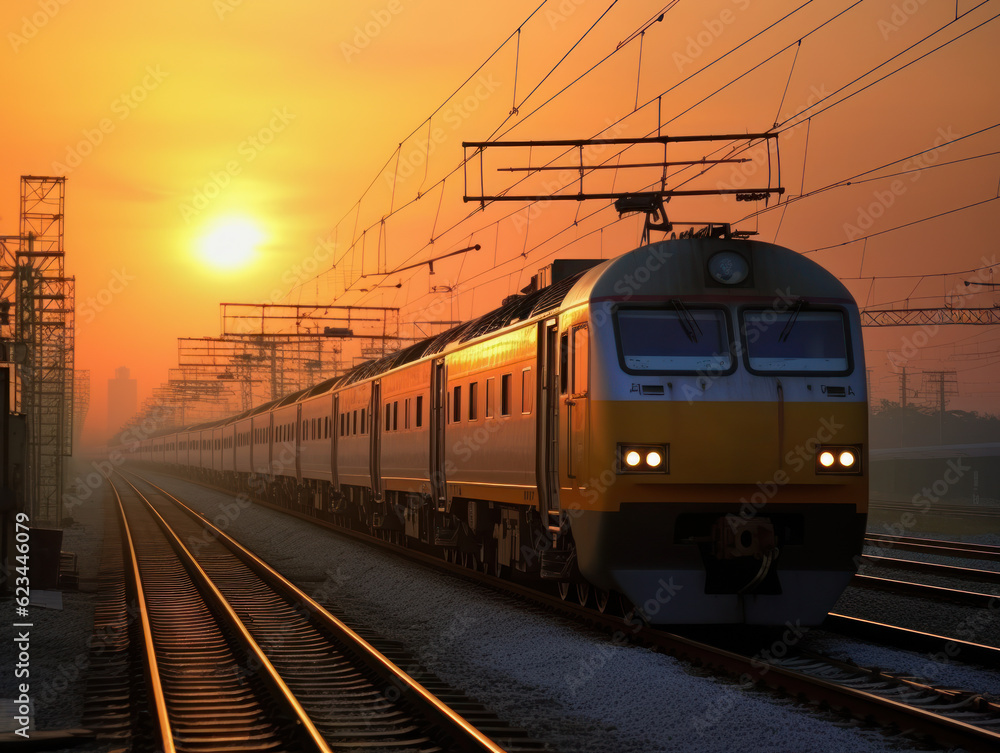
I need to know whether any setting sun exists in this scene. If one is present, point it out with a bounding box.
[197,218,264,270]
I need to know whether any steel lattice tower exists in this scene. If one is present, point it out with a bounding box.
[15,176,74,525]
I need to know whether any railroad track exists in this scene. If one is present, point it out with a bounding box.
[821,613,1000,668]
[850,573,999,609]
[88,471,536,753]
[850,533,1000,608]
[869,498,1000,519]
[866,533,1000,564]
[861,553,1000,586]
[133,467,1000,752]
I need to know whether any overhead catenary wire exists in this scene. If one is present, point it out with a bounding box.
[331,1,858,304]
[289,0,998,333]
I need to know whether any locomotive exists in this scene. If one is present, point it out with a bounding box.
[126,233,867,625]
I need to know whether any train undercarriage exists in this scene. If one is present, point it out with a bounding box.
[146,463,864,625]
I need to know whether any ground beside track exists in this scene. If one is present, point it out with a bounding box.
[134,470,939,753]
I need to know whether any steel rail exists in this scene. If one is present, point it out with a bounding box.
[824,613,1000,669]
[128,472,511,753]
[108,475,175,752]
[862,553,1000,585]
[866,535,1000,564]
[132,468,1000,752]
[851,573,1000,608]
[111,473,335,753]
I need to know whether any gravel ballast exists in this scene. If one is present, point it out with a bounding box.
[138,470,940,753]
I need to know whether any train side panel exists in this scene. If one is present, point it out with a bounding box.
[336,382,372,489]
[299,393,334,483]
[379,362,431,495]
[234,417,252,475]
[268,405,295,478]
[443,325,538,506]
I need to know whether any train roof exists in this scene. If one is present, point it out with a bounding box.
[562,237,852,307]
[125,238,853,437]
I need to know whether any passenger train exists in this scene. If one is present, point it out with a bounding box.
[123,234,868,625]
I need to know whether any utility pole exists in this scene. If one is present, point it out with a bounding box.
[922,370,958,444]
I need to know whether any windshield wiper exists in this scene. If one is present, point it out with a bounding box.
[670,299,703,343]
[778,299,806,343]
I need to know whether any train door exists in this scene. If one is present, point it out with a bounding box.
[294,406,302,484]
[561,323,590,485]
[429,359,447,508]
[537,320,560,514]
[331,392,340,494]
[370,380,382,500]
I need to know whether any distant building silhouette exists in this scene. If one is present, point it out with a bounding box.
[107,366,137,439]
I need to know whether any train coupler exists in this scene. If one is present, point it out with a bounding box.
[711,516,776,560]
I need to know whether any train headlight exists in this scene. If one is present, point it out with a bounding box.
[815,445,862,475]
[618,444,669,474]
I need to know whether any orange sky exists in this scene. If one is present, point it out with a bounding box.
[2,0,999,447]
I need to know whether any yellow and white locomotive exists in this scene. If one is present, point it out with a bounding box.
[128,232,867,625]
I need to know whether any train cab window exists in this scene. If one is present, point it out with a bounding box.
[742,309,850,373]
[468,382,478,421]
[485,378,494,419]
[500,373,511,417]
[521,368,533,414]
[453,385,462,423]
[615,307,732,373]
[573,325,589,395]
[416,395,423,427]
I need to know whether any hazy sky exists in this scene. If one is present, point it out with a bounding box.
[2,0,999,444]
